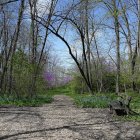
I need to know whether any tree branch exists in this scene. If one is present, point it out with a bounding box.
[0,0,19,6]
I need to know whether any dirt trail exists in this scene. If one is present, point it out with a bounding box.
[0,95,140,140]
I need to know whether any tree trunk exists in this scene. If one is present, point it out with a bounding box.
[113,0,120,94]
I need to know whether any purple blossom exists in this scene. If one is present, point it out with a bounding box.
[43,71,72,88]
[43,71,55,87]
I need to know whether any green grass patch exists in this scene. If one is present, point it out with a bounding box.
[117,113,140,122]
[47,86,72,96]
[127,92,140,109]
[0,95,53,107]
[73,94,117,108]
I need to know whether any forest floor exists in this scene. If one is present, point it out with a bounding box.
[0,95,140,140]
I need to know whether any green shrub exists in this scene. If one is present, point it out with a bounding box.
[102,73,116,92]
[70,75,87,94]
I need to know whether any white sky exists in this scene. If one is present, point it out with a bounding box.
[37,0,51,16]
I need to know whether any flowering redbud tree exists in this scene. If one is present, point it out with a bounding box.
[43,71,72,88]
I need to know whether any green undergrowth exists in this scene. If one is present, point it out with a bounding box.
[0,94,53,107]
[73,94,117,108]
[117,113,140,122]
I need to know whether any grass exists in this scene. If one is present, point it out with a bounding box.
[47,86,72,96]
[0,94,53,107]
[117,114,140,122]
[73,94,116,108]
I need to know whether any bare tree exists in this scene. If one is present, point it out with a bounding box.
[103,0,121,94]
[0,0,25,94]
[0,0,19,6]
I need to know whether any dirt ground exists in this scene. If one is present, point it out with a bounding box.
[0,95,140,140]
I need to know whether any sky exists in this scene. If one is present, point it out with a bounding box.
[24,0,113,69]
[37,0,74,68]
[48,34,75,69]
[4,0,138,69]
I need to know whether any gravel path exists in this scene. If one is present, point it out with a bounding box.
[0,95,140,140]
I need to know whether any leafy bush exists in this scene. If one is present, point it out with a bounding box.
[70,74,87,94]
[102,73,116,92]
[127,92,140,110]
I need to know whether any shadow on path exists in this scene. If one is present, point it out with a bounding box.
[0,95,140,140]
